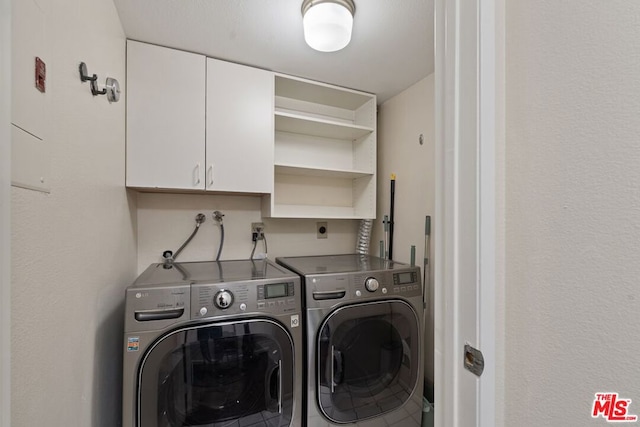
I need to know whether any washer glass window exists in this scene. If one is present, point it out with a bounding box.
[138,319,294,427]
[317,300,419,423]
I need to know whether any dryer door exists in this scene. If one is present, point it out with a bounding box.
[137,319,295,427]
[317,300,420,423]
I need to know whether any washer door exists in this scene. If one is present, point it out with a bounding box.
[317,300,420,423]
[138,319,294,427]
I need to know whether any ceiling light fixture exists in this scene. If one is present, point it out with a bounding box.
[301,0,356,53]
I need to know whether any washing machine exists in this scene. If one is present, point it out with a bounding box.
[122,259,303,427]
[276,254,424,427]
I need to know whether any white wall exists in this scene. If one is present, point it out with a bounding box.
[1,0,11,424]
[136,193,360,273]
[495,0,506,424]
[505,2,640,425]
[373,74,435,384]
[10,0,137,426]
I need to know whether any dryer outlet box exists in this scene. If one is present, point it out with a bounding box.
[317,222,328,239]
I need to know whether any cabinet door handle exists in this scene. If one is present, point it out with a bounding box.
[194,163,201,185]
[208,165,214,186]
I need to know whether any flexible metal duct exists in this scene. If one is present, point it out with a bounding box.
[355,219,373,255]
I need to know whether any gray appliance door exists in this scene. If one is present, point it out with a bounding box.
[138,319,294,427]
[317,300,419,423]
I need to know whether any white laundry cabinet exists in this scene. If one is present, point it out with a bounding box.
[126,40,272,193]
[126,41,376,219]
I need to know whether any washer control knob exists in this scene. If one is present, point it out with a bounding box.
[355,290,362,297]
[199,307,208,316]
[214,290,234,309]
[365,277,380,292]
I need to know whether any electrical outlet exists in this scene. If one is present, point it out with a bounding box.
[251,222,265,241]
[317,222,328,239]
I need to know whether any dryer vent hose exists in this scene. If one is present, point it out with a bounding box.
[355,219,373,255]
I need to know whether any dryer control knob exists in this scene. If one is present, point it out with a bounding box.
[214,290,234,309]
[365,277,380,292]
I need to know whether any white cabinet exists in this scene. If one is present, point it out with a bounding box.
[205,59,273,193]
[126,42,273,194]
[126,42,377,218]
[126,41,206,190]
[262,74,377,219]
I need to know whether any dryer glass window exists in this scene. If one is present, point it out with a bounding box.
[138,319,294,427]
[317,300,419,423]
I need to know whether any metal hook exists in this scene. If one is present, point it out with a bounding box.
[79,62,97,82]
[80,62,108,96]
[90,80,107,96]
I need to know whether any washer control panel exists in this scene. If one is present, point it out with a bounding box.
[192,280,299,319]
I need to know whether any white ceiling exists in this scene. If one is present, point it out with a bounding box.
[112,0,434,104]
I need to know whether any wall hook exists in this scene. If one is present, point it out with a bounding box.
[78,62,120,102]
[91,81,107,96]
[78,62,97,82]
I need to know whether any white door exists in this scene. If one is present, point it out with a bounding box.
[435,0,500,425]
[205,58,273,193]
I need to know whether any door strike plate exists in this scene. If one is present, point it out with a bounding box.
[464,344,485,377]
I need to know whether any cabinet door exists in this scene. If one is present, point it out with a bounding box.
[127,41,206,190]
[206,59,274,193]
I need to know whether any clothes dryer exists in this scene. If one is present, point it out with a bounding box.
[276,254,424,427]
[122,259,303,427]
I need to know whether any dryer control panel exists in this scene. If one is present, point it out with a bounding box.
[304,267,422,309]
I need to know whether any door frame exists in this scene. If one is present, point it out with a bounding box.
[0,0,11,425]
[434,0,502,425]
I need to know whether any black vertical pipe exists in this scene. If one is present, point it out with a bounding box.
[423,215,431,308]
[389,175,396,259]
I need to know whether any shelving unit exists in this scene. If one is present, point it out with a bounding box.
[262,74,377,219]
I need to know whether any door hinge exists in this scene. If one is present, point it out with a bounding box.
[464,344,485,377]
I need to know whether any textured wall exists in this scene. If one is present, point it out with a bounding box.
[374,74,435,384]
[136,192,360,274]
[10,0,136,426]
[1,0,11,423]
[506,1,640,425]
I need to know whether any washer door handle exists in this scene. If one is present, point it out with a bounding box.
[267,360,283,413]
[278,359,282,413]
[331,347,344,393]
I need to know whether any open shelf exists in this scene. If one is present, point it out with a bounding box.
[262,172,375,220]
[275,74,375,111]
[267,204,367,220]
[264,74,377,219]
[275,111,374,140]
[275,164,373,179]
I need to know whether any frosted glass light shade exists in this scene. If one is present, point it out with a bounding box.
[302,0,355,52]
